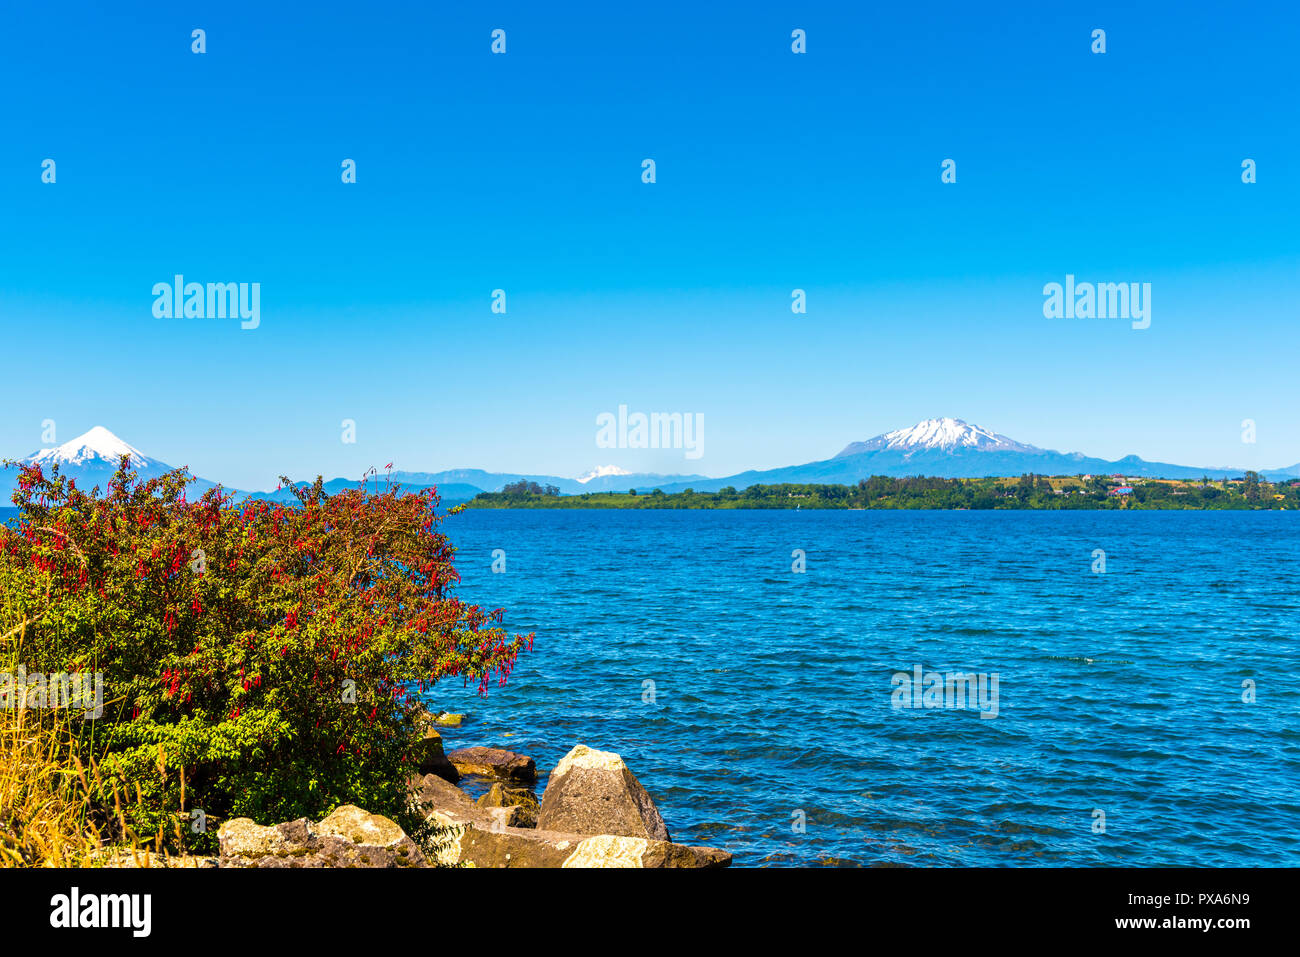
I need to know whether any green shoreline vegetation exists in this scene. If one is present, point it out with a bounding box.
[467,473,1298,510]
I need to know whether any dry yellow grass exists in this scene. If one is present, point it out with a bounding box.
[2,618,196,867]
[0,712,102,866]
[0,536,98,865]
[0,617,103,866]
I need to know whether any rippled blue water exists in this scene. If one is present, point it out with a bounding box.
[427,509,1300,867]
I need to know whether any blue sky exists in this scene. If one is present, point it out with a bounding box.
[2,1,1297,490]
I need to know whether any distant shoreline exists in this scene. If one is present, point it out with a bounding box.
[463,474,1296,511]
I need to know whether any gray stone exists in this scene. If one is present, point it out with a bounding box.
[537,745,670,842]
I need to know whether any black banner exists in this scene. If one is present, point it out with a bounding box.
[2,866,1281,944]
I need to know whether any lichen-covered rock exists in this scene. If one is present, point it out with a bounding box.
[218,805,426,868]
[476,783,539,827]
[316,804,410,848]
[537,745,670,842]
[446,746,536,784]
[218,817,297,858]
[431,711,465,727]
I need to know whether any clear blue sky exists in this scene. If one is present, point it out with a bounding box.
[2,1,1297,490]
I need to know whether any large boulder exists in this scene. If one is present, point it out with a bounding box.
[537,745,670,842]
[416,770,729,868]
[477,783,539,828]
[218,805,426,868]
[447,746,536,784]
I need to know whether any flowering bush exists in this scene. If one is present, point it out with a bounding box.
[1,460,532,852]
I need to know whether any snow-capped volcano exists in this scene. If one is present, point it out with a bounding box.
[4,426,226,496]
[1,426,213,498]
[26,426,155,470]
[576,464,633,484]
[835,417,1039,458]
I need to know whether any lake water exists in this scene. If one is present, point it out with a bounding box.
[430,509,1300,866]
[6,505,1296,866]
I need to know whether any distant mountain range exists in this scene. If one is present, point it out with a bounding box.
[651,418,1300,492]
[0,427,706,505]
[3,419,1297,507]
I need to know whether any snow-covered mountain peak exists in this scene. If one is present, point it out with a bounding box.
[880,417,1017,450]
[26,426,153,469]
[836,418,1039,458]
[576,464,633,484]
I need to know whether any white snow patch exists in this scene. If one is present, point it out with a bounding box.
[576,465,633,484]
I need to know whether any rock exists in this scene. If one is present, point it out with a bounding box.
[447,746,536,784]
[218,817,297,858]
[408,774,482,866]
[537,745,670,842]
[316,804,410,848]
[480,806,521,830]
[476,783,539,828]
[414,726,460,783]
[413,772,480,821]
[413,706,464,728]
[416,773,729,868]
[641,840,732,869]
[218,805,426,868]
[452,823,729,869]
[564,835,731,868]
